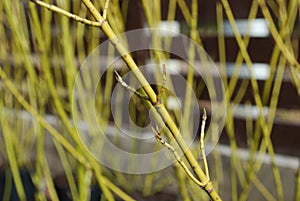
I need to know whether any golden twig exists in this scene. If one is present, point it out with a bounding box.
[29,0,103,27]
[151,127,209,188]
[29,0,221,198]
[103,0,110,20]
[114,70,150,100]
[200,108,210,181]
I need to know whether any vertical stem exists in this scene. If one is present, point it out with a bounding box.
[182,0,197,138]
[221,2,284,201]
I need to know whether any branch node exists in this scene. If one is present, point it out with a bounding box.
[151,126,205,187]
[30,0,103,27]
[114,70,150,101]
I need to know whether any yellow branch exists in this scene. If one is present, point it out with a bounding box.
[29,0,103,27]
[80,1,222,199]
[29,0,223,199]
[258,0,300,69]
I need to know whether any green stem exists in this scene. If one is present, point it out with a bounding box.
[80,0,222,199]
[221,1,284,200]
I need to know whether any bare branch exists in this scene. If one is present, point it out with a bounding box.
[103,0,111,20]
[114,70,150,100]
[200,108,210,180]
[29,0,103,27]
[152,127,207,187]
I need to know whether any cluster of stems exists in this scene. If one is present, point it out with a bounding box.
[28,0,222,200]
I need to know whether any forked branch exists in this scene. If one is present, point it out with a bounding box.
[152,126,211,188]
[29,0,104,27]
[114,70,150,101]
[30,1,222,199]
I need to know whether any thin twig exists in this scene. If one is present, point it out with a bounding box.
[29,0,103,27]
[200,108,210,180]
[103,0,110,20]
[114,70,150,100]
[151,127,207,187]
[78,1,221,199]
